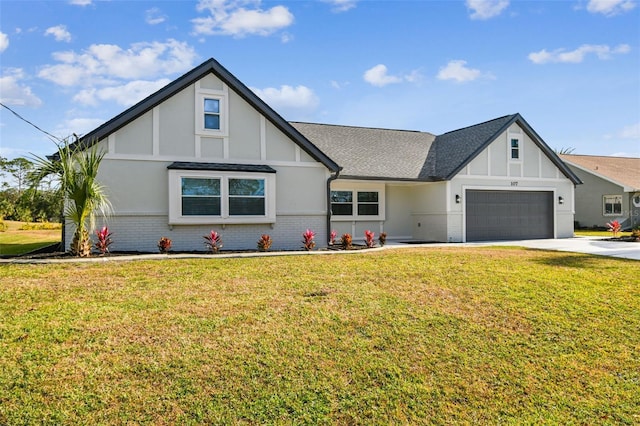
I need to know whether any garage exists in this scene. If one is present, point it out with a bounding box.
[465,190,554,241]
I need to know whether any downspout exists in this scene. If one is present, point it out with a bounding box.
[326,170,340,245]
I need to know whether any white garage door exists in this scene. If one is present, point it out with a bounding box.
[466,190,554,242]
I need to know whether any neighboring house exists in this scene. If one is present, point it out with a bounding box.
[63,58,580,252]
[559,154,640,230]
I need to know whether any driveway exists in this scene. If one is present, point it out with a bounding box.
[467,237,640,261]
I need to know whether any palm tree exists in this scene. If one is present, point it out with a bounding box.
[30,140,111,257]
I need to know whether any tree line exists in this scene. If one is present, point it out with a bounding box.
[0,156,63,223]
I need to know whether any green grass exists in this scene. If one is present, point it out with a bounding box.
[574,230,632,237]
[0,221,61,256]
[1,247,638,424]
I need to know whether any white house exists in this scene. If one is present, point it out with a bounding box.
[63,58,581,252]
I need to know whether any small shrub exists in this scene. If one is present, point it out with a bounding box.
[606,220,621,238]
[329,230,337,246]
[364,230,375,248]
[257,234,273,251]
[158,237,172,254]
[378,232,387,246]
[94,226,113,255]
[302,229,316,251]
[632,226,640,241]
[341,233,352,250]
[0,220,7,232]
[203,230,223,253]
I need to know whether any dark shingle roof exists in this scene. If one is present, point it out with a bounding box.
[293,114,581,184]
[167,162,276,173]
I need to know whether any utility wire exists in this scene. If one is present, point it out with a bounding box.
[0,102,64,143]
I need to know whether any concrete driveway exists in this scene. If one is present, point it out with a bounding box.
[467,237,640,261]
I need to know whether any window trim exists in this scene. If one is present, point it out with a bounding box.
[169,169,276,225]
[603,194,623,216]
[330,183,385,221]
[195,89,228,137]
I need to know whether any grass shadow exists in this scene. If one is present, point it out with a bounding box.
[529,249,634,269]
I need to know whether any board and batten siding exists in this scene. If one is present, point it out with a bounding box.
[71,73,330,252]
[450,123,575,241]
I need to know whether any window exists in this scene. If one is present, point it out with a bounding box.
[196,90,227,136]
[204,98,220,130]
[229,178,265,216]
[510,137,520,160]
[181,177,221,216]
[603,195,622,216]
[169,166,275,224]
[330,187,384,220]
[358,191,379,215]
[330,191,353,215]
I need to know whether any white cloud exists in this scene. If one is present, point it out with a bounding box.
[38,39,197,86]
[528,43,631,64]
[0,68,43,107]
[618,122,640,139]
[251,85,319,111]
[193,0,294,37]
[436,60,482,83]
[363,64,402,87]
[44,25,72,42]
[363,64,423,87]
[145,8,167,25]
[69,0,92,5]
[0,31,8,52]
[466,0,510,20]
[73,79,172,106]
[323,0,357,13]
[586,0,636,16]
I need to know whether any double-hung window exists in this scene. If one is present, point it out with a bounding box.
[196,88,227,136]
[181,177,221,216]
[203,98,220,130]
[330,184,385,220]
[603,195,622,216]
[509,136,522,161]
[169,163,275,224]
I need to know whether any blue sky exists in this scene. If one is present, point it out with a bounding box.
[1,0,639,160]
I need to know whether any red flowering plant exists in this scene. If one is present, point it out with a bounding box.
[94,226,113,255]
[364,230,376,248]
[378,232,387,246]
[606,220,622,238]
[158,237,172,254]
[329,230,337,246]
[302,229,316,251]
[203,230,223,253]
[341,233,352,250]
[257,234,273,251]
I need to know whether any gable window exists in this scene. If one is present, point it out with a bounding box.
[603,195,622,216]
[204,98,220,130]
[168,163,275,224]
[330,185,385,220]
[196,89,228,136]
[510,137,520,160]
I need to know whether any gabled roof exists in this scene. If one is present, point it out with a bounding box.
[61,58,340,172]
[293,114,581,184]
[559,154,640,191]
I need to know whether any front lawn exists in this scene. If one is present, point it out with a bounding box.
[574,229,632,238]
[1,247,638,424]
[0,221,61,256]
